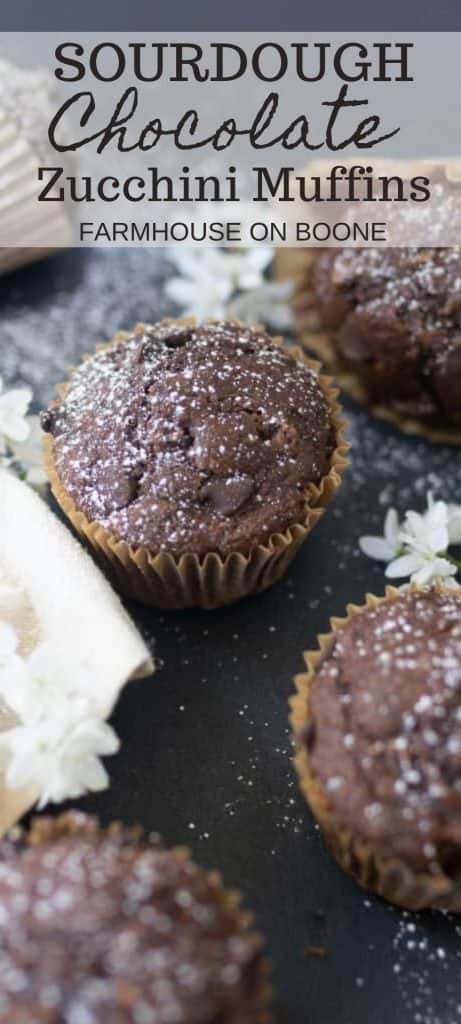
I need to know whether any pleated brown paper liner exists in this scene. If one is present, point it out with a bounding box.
[0,469,153,836]
[290,583,461,912]
[44,323,349,611]
[275,195,461,447]
[15,811,272,1023]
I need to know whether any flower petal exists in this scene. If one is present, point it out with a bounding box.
[227,282,294,330]
[384,507,400,545]
[73,754,109,792]
[0,388,32,443]
[8,416,46,489]
[165,274,232,319]
[359,536,396,562]
[385,552,424,578]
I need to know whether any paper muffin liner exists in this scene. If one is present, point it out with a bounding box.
[13,811,272,1023]
[290,583,461,911]
[43,322,349,610]
[0,108,72,275]
[275,247,461,447]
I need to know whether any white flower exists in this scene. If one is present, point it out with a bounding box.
[0,622,30,715]
[397,500,447,555]
[0,377,32,455]
[0,382,43,492]
[0,641,108,724]
[0,642,53,722]
[8,415,47,488]
[167,247,215,282]
[386,500,456,585]
[359,508,401,562]
[0,634,119,806]
[168,244,272,303]
[0,698,119,807]
[212,247,272,292]
[404,498,449,549]
[226,280,294,330]
[165,233,279,323]
[386,551,457,586]
[359,493,461,587]
[165,271,232,320]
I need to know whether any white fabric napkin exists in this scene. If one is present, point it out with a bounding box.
[0,469,154,831]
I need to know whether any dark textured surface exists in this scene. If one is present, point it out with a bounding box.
[2,248,461,1024]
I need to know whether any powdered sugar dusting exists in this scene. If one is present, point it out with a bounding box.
[3,248,461,1021]
[310,245,461,430]
[0,812,262,1022]
[48,319,333,556]
[334,246,461,333]
[309,589,461,868]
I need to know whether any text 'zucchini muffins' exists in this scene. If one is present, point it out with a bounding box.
[291,585,461,910]
[42,319,347,609]
[0,812,268,1023]
[295,247,461,443]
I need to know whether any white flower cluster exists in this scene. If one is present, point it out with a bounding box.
[0,376,46,487]
[0,617,119,807]
[360,494,461,587]
[165,229,293,329]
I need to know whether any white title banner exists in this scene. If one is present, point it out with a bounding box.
[0,33,460,246]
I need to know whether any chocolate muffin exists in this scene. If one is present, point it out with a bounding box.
[43,319,347,609]
[292,586,461,910]
[301,247,461,438]
[0,812,268,1022]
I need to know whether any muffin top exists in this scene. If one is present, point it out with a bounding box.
[0,813,263,1023]
[309,247,461,427]
[303,588,461,871]
[311,247,461,333]
[43,320,335,556]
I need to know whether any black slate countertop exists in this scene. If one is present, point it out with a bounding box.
[1,247,461,1024]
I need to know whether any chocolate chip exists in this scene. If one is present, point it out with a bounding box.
[199,475,256,516]
[300,722,316,751]
[98,469,138,512]
[114,474,137,508]
[162,328,192,349]
[258,416,279,441]
[146,420,192,451]
[40,410,55,434]
[272,422,299,451]
[49,319,333,557]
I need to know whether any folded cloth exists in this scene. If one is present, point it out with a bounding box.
[0,469,154,831]
[0,59,72,269]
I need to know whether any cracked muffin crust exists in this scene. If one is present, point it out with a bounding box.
[0,812,267,1023]
[307,247,461,431]
[42,320,336,558]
